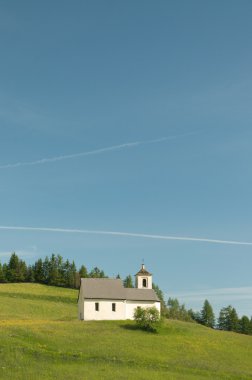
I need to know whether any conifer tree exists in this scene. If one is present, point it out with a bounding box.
[2,263,8,282]
[7,252,19,282]
[79,265,88,278]
[152,283,166,314]
[123,275,134,288]
[229,307,239,332]
[200,299,215,328]
[66,261,79,288]
[0,263,6,283]
[166,298,192,321]
[89,267,106,278]
[42,256,50,284]
[218,305,239,332]
[48,254,59,285]
[7,253,27,282]
[18,260,28,282]
[239,315,251,335]
[57,255,65,286]
[26,265,35,282]
[188,309,202,323]
[218,306,230,331]
[34,259,44,283]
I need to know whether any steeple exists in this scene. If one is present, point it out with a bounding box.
[135,264,152,289]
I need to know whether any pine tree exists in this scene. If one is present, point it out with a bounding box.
[48,254,61,286]
[123,275,134,288]
[89,267,106,278]
[2,264,8,282]
[166,298,192,321]
[167,298,180,319]
[26,265,35,282]
[0,263,7,283]
[42,256,50,284]
[18,260,27,282]
[200,299,215,328]
[7,252,19,282]
[7,253,27,282]
[152,283,166,315]
[188,309,202,323]
[218,305,239,332]
[239,315,251,335]
[218,306,231,330]
[64,261,77,288]
[57,255,65,286]
[229,307,239,332]
[79,265,88,278]
[34,259,44,283]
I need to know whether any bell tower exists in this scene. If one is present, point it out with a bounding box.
[135,264,152,289]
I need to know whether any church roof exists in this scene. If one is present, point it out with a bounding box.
[135,264,152,276]
[80,278,159,302]
[125,288,159,302]
[81,278,125,300]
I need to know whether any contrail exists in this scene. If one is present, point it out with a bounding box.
[0,132,196,169]
[0,225,251,246]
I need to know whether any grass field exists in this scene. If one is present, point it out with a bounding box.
[0,283,252,379]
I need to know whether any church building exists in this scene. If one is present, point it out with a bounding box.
[78,264,160,320]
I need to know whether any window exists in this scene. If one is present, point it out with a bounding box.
[112,303,116,312]
[142,278,147,288]
[95,302,99,311]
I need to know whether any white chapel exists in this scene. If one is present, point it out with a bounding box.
[78,264,160,320]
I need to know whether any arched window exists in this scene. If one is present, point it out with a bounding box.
[142,278,147,288]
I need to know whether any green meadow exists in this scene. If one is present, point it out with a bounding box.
[0,283,252,380]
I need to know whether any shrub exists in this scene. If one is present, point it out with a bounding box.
[133,306,161,332]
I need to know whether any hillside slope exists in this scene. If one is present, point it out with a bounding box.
[0,283,251,380]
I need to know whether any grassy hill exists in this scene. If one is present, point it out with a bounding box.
[0,284,252,380]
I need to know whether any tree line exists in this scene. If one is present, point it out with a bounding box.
[0,253,143,291]
[94,272,252,336]
[164,297,252,336]
[131,281,252,336]
[0,252,107,288]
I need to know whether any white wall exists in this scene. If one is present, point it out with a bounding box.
[125,301,160,320]
[79,298,161,320]
[83,299,126,321]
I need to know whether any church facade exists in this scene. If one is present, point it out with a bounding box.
[78,264,160,320]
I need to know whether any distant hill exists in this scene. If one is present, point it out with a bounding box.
[0,283,252,380]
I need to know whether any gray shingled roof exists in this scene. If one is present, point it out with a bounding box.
[81,278,160,302]
[81,278,126,299]
[125,288,159,301]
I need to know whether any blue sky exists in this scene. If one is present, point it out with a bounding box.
[1,0,252,316]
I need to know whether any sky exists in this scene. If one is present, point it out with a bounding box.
[0,0,252,317]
